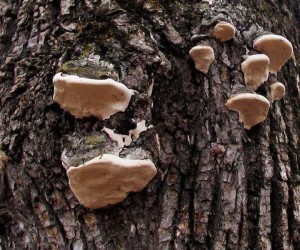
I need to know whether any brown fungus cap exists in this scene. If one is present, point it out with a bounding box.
[270,82,285,100]
[189,45,215,74]
[241,54,270,90]
[213,22,236,42]
[53,73,134,119]
[226,93,270,129]
[67,154,157,209]
[253,34,293,72]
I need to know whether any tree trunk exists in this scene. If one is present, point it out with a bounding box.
[1,0,300,249]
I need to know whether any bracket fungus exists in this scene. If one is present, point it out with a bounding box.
[241,54,270,90]
[213,22,236,42]
[67,154,157,209]
[226,93,270,129]
[53,73,134,119]
[270,82,285,100]
[253,34,293,72]
[189,45,215,73]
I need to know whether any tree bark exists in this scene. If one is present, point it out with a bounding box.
[1,0,300,249]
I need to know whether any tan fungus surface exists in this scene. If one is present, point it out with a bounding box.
[189,45,215,74]
[226,93,270,129]
[253,34,293,72]
[67,154,157,209]
[53,73,134,119]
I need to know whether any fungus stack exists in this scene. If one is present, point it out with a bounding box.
[53,60,157,209]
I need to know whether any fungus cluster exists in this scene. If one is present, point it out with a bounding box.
[189,21,235,74]
[189,21,292,129]
[53,60,157,209]
[227,33,292,129]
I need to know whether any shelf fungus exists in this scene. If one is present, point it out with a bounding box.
[213,22,236,42]
[253,34,293,72]
[241,54,270,90]
[189,45,215,73]
[67,154,157,209]
[226,93,270,129]
[270,82,285,100]
[53,73,134,119]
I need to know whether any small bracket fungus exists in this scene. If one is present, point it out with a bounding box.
[226,93,270,129]
[53,73,134,119]
[253,34,293,72]
[189,45,215,73]
[241,54,270,90]
[270,82,285,100]
[213,22,236,42]
[67,154,157,209]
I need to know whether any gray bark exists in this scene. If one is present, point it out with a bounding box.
[0,0,300,249]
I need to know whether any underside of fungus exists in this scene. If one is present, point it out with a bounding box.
[253,34,293,72]
[241,54,270,90]
[67,154,157,209]
[226,93,270,129]
[53,73,134,119]
[213,22,236,42]
[189,45,215,73]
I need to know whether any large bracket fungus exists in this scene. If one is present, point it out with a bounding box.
[53,73,134,119]
[241,54,270,90]
[212,21,236,42]
[253,34,293,72]
[226,93,270,129]
[189,45,215,73]
[67,154,157,209]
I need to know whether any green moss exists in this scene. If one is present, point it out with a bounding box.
[57,59,119,81]
[85,135,106,145]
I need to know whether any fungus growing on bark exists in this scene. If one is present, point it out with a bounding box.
[213,22,236,42]
[253,34,293,72]
[241,54,270,90]
[226,93,270,129]
[270,82,285,100]
[67,154,157,209]
[189,45,215,73]
[53,73,134,119]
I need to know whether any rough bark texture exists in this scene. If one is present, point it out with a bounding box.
[1,0,300,249]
